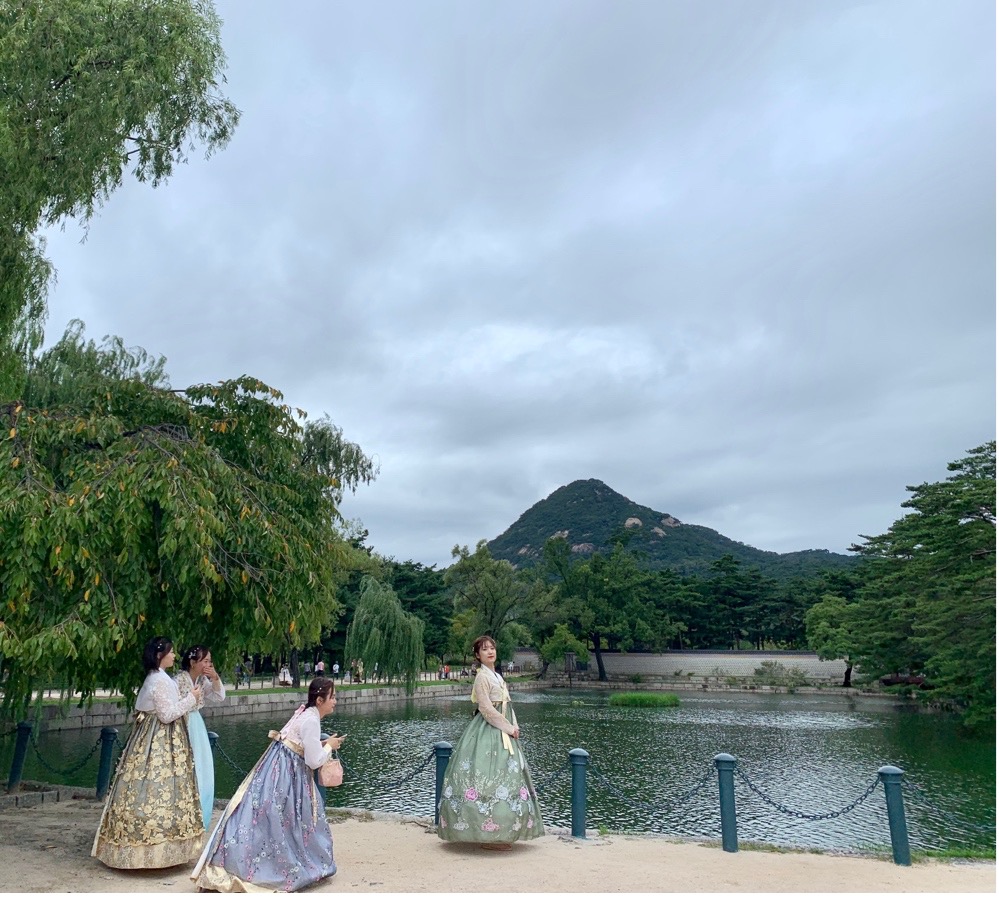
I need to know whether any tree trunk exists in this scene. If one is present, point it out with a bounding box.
[591,633,607,681]
[842,662,853,688]
[290,647,300,688]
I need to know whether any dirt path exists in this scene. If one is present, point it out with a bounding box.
[0,797,993,894]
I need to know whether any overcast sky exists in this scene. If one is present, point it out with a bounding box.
[41,0,995,569]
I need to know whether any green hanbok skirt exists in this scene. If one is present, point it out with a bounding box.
[437,704,544,844]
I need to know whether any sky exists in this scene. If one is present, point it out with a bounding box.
[40,0,996,570]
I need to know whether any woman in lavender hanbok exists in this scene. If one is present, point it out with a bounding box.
[174,645,227,829]
[437,635,544,849]
[192,677,344,892]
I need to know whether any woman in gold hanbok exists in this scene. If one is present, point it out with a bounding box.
[92,636,204,869]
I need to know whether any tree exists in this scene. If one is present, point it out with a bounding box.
[445,541,551,653]
[344,576,424,692]
[804,595,856,686]
[849,442,996,729]
[0,324,375,721]
[0,0,240,365]
[539,623,589,671]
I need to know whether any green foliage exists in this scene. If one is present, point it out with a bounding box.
[344,576,424,693]
[752,661,808,688]
[0,0,240,360]
[608,691,680,707]
[804,594,855,686]
[849,442,996,730]
[487,478,859,581]
[538,623,589,666]
[444,540,555,652]
[0,324,374,721]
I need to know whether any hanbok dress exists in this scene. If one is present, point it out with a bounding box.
[437,665,544,844]
[91,669,203,869]
[192,704,337,892]
[175,670,227,829]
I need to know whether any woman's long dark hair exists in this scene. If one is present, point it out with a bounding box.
[142,636,172,672]
[306,677,335,707]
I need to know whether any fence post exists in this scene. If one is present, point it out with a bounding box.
[569,747,589,838]
[207,731,219,754]
[95,727,118,800]
[433,741,452,827]
[878,765,911,866]
[713,753,738,853]
[6,722,32,792]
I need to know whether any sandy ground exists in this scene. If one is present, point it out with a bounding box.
[0,797,993,895]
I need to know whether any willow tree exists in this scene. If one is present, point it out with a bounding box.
[344,576,424,693]
[0,0,240,385]
[0,324,375,721]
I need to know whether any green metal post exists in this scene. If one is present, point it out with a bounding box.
[878,765,911,866]
[95,727,118,799]
[6,722,32,792]
[569,747,590,838]
[713,752,738,853]
[434,741,452,827]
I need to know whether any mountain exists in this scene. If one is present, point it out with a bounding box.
[486,479,859,581]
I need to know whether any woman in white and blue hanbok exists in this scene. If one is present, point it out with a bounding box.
[174,645,227,830]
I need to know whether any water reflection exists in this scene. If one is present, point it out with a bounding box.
[5,689,994,853]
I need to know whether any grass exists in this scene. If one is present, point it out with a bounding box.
[914,847,996,861]
[608,691,680,708]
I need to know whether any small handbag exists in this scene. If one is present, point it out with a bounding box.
[319,751,344,787]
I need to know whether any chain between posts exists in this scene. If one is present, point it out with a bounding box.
[587,763,716,816]
[339,747,436,790]
[28,730,102,777]
[531,765,566,795]
[214,741,248,778]
[735,766,881,821]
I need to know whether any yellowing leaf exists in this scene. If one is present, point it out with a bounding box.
[94,572,100,586]
[8,428,15,439]
[11,457,19,468]
[241,570,249,585]
[289,620,296,633]
[54,546,61,555]
[84,589,91,602]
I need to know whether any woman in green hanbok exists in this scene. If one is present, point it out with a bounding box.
[437,636,544,849]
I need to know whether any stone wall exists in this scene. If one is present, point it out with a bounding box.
[547,650,847,686]
[30,683,475,734]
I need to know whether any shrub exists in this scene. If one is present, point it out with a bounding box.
[609,692,680,708]
[753,662,809,688]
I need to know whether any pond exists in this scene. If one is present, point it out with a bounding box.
[5,689,995,854]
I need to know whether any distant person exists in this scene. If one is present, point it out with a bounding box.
[331,661,339,680]
[316,658,325,676]
[278,665,292,686]
[93,636,202,868]
[193,677,345,891]
[437,635,543,849]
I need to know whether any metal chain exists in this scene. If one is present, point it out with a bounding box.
[214,741,249,778]
[0,726,17,740]
[587,764,716,816]
[903,779,996,833]
[342,747,436,790]
[28,731,102,777]
[735,766,881,822]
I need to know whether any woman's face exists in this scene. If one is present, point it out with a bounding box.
[316,690,337,718]
[476,641,497,665]
[158,646,176,670]
[190,651,211,678]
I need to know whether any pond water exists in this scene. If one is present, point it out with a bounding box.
[6,689,995,853]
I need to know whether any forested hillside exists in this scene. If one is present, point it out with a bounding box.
[487,479,858,581]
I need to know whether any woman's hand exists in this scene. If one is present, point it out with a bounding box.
[191,684,203,703]
[205,661,220,683]
[510,725,520,739]
[324,733,345,751]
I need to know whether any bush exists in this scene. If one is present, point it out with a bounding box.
[609,692,680,708]
[753,662,809,688]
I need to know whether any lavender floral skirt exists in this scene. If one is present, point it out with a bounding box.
[192,740,336,892]
[437,708,544,844]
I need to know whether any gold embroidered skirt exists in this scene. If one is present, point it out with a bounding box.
[91,710,204,869]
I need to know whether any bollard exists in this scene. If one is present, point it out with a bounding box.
[569,748,589,839]
[878,765,911,866]
[433,741,453,826]
[6,722,32,792]
[95,727,118,800]
[207,731,219,754]
[713,753,738,853]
